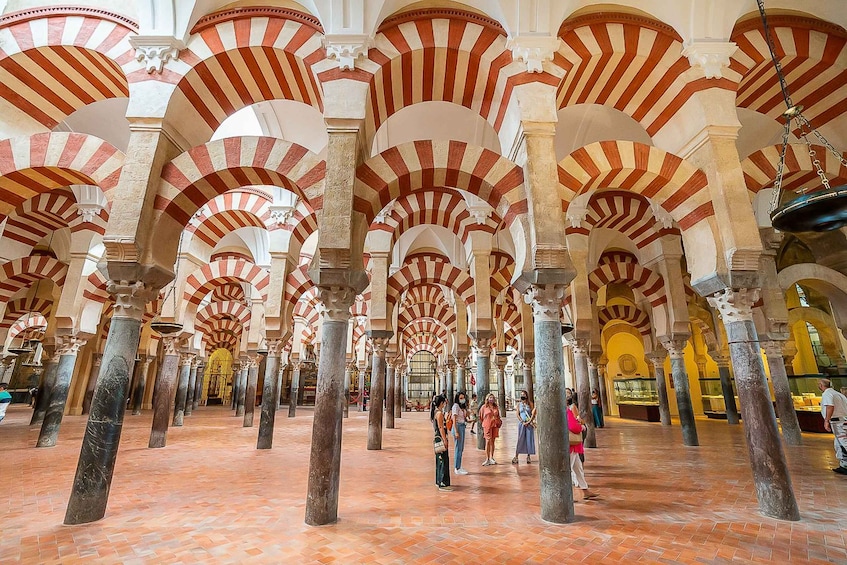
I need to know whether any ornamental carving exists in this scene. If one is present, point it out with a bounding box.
[108,281,156,321]
[524,284,566,323]
[707,288,761,324]
[317,286,356,322]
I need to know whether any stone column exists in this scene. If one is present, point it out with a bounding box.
[367,334,390,450]
[572,339,596,448]
[343,362,354,418]
[288,359,301,418]
[36,337,87,447]
[455,360,466,394]
[587,352,601,407]
[257,339,284,450]
[646,351,672,426]
[761,341,802,446]
[305,286,356,526]
[131,356,152,415]
[445,361,454,407]
[81,354,102,415]
[172,353,193,427]
[65,281,154,525]
[662,338,699,446]
[597,362,610,416]
[473,336,493,450]
[230,363,240,410]
[235,362,248,417]
[708,288,800,521]
[712,354,740,425]
[522,353,535,403]
[494,354,507,417]
[193,361,204,410]
[30,349,58,426]
[243,355,260,427]
[276,365,285,410]
[184,357,198,417]
[385,362,395,429]
[394,360,403,419]
[527,284,574,524]
[149,336,180,448]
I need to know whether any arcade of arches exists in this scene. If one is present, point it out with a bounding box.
[2,0,847,560]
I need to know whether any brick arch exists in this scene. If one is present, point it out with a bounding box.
[404,333,444,357]
[387,255,475,306]
[568,190,679,249]
[196,300,251,328]
[1,189,108,248]
[190,209,269,248]
[289,208,319,246]
[556,13,735,137]
[164,11,325,146]
[401,283,449,309]
[183,259,270,307]
[558,140,710,231]
[0,133,123,221]
[0,296,53,330]
[742,144,847,197]
[402,317,448,343]
[284,265,314,312]
[355,140,526,227]
[587,261,666,307]
[597,304,652,336]
[0,8,137,128]
[157,137,324,229]
[398,302,456,333]
[8,313,48,340]
[0,255,67,301]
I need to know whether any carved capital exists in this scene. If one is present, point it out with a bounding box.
[587,353,601,370]
[265,338,285,357]
[268,203,297,228]
[710,354,731,369]
[56,336,86,356]
[76,202,105,223]
[317,285,356,322]
[162,336,179,356]
[129,36,183,73]
[291,359,303,372]
[506,36,561,73]
[707,288,761,325]
[571,338,590,357]
[179,353,195,367]
[473,337,493,354]
[645,350,668,368]
[524,284,566,323]
[108,280,156,320]
[761,340,786,359]
[323,34,371,70]
[521,353,534,366]
[494,354,509,369]
[661,338,688,360]
[370,337,389,354]
[681,40,737,79]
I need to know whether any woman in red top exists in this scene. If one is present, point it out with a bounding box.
[567,395,598,500]
[479,393,501,466]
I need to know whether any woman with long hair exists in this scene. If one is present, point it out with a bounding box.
[512,390,536,464]
[451,391,469,475]
[479,393,502,466]
[568,395,597,501]
[430,394,452,491]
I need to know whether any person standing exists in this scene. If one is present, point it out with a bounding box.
[512,391,536,464]
[591,389,604,428]
[480,393,501,466]
[0,383,11,423]
[431,394,452,491]
[568,395,598,500]
[451,392,469,475]
[818,378,847,475]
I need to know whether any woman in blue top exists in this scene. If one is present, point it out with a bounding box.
[512,390,536,464]
[0,383,12,423]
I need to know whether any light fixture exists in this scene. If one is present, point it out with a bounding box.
[561,303,575,335]
[151,230,184,336]
[757,0,847,232]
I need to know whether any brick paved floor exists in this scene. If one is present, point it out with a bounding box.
[1,403,846,564]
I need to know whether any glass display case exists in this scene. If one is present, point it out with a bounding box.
[613,378,660,422]
[699,378,739,419]
[787,374,847,432]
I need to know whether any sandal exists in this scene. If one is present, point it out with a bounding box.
[512,456,518,464]
[526,456,531,463]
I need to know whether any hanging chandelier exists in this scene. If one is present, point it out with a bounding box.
[758,0,847,232]
[150,232,184,336]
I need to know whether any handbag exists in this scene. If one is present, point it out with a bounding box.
[568,430,582,446]
[434,435,447,454]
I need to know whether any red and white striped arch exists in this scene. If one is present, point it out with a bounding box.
[1,188,108,248]
[165,10,325,143]
[598,250,638,267]
[355,140,526,226]
[370,188,498,245]
[489,250,514,298]
[404,333,444,357]
[401,283,449,309]
[588,261,666,308]
[8,314,48,339]
[556,14,737,137]
[351,291,369,318]
[0,8,137,128]
[284,265,314,310]
[0,255,67,301]
[402,317,448,342]
[289,208,319,246]
[493,300,522,334]
[0,132,123,221]
[183,259,270,307]
[156,136,324,227]
[558,140,709,230]
[567,190,679,248]
[211,283,246,303]
[0,296,52,330]
[82,269,109,303]
[186,189,271,247]
[597,303,651,336]
[398,302,456,333]
[730,16,847,130]
[196,300,251,329]
[388,255,475,306]
[742,144,847,196]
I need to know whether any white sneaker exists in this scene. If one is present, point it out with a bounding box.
[482,460,491,466]
[456,468,469,475]
[490,459,497,465]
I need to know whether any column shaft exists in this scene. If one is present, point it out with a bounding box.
[573,343,596,448]
[30,357,58,426]
[257,344,282,450]
[243,359,259,427]
[522,358,534,403]
[149,351,179,448]
[717,363,740,425]
[367,339,387,450]
[276,366,284,410]
[236,367,247,417]
[288,363,301,417]
[763,343,802,446]
[343,363,351,418]
[184,362,197,417]
[192,363,204,410]
[81,355,101,415]
[357,365,365,412]
[663,340,699,446]
[37,341,84,447]
[475,347,491,451]
[131,359,150,415]
[172,359,191,427]
[386,364,395,429]
[496,364,507,417]
[394,366,403,419]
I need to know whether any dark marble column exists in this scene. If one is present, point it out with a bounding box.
[81,354,102,415]
[587,353,600,398]
[455,361,466,394]
[343,362,353,419]
[230,363,240,410]
[184,359,198,417]
[394,362,403,419]
[288,359,301,418]
[235,363,248,417]
[445,362,454,408]
[36,337,87,447]
[527,284,574,524]
[709,288,800,520]
[494,355,507,417]
[572,339,596,448]
[597,362,610,416]
[192,361,204,410]
[276,365,285,410]
[65,281,154,525]
[662,338,699,446]
[473,337,493,450]
[243,355,260,427]
[646,351,672,426]
[131,356,151,415]
[386,362,395,429]
[712,354,740,425]
[30,350,58,426]
[522,354,534,403]
[149,337,179,448]
[762,341,802,446]
[305,286,355,526]
[257,340,283,449]
[172,354,193,427]
[367,334,390,450]
[357,361,365,412]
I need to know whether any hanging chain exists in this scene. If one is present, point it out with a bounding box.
[799,123,832,192]
[756,0,794,109]
[768,120,791,214]
[795,113,847,168]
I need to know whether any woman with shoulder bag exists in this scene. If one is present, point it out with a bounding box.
[480,393,501,466]
[568,395,597,501]
[431,394,452,491]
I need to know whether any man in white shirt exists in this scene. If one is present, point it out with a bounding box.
[818,378,847,475]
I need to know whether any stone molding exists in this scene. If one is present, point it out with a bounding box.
[265,339,285,357]
[645,350,668,367]
[681,40,737,79]
[108,281,156,321]
[161,337,179,356]
[525,284,566,323]
[317,286,356,322]
[571,338,590,357]
[506,36,561,74]
[760,340,787,359]
[708,288,761,324]
[56,336,86,356]
[179,353,195,367]
[323,34,371,70]
[661,338,688,360]
[129,36,184,74]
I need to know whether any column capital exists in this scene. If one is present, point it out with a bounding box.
[322,34,372,71]
[761,340,787,359]
[291,359,303,372]
[128,35,184,73]
[56,336,86,356]
[586,353,601,370]
[265,338,285,357]
[570,338,590,357]
[493,354,509,369]
[645,350,668,368]
[317,285,357,323]
[506,35,561,74]
[471,336,494,354]
[161,336,179,356]
[681,40,738,79]
[707,288,761,324]
[521,352,534,365]
[369,336,389,354]
[179,353,195,367]
[661,338,689,360]
[108,281,157,321]
[710,354,731,368]
[524,284,566,323]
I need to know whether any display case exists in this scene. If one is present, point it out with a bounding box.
[699,378,740,419]
[613,378,660,422]
[788,374,847,432]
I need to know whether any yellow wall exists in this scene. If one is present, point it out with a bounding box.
[790,320,820,374]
